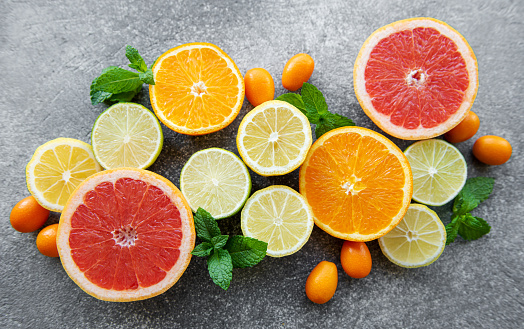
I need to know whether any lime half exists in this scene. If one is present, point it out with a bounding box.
[379,204,446,268]
[91,103,163,169]
[241,185,314,257]
[405,139,467,206]
[180,148,251,219]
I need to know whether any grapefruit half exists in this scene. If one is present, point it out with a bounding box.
[57,168,195,302]
[354,18,478,140]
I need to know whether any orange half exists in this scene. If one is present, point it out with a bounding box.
[299,127,412,241]
[150,43,245,135]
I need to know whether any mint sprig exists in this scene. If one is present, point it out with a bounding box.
[90,45,155,105]
[191,208,268,290]
[445,177,494,245]
[276,82,355,138]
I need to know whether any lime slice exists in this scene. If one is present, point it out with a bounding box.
[26,138,102,212]
[404,139,467,206]
[180,148,251,219]
[379,204,446,268]
[91,103,163,169]
[236,100,312,176]
[241,185,314,257]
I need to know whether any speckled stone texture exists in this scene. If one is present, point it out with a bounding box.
[1,0,522,328]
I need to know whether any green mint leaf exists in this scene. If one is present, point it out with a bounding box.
[301,82,328,120]
[315,113,355,138]
[225,236,267,268]
[453,177,495,215]
[276,93,306,115]
[90,66,142,105]
[90,90,113,105]
[193,208,221,242]
[107,84,143,103]
[125,45,148,72]
[139,69,155,85]
[207,248,233,290]
[445,215,461,245]
[458,214,491,241]
[191,242,213,257]
[211,235,229,249]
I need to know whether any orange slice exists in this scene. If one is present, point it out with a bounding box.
[149,43,245,135]
[354,18,478,140]
[299,126,412,241]
[57,168,195,302]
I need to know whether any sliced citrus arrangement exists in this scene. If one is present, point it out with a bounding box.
[57,168,195,302]
[91,103,163,170]
[149,42,244,135]
[354,17,478,140]
[237,100,312,176]
[180,148,251,219]
[26,138,102,212]
[299,126,412,241]
[241,185,314,257]
[379,204,446,268]
[404,139,467,206]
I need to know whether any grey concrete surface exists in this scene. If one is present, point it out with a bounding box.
[1,0,523,328]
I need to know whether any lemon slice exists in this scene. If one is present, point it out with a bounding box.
[379,204,446,268]
[91,103,163,169]
[236,100,312,176]
[241,185,314,257]
[180,148,251,219]
[405,139,467,206]
[26,138,102,212]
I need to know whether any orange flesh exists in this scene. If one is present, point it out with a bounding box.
[302,132,407,236]
[365,27,469,129]
[153,48,241,130]
[69,178,183,291]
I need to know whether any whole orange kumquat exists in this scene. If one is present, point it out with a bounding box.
[244,68,274,107]
[282,53,314,91]
[36,224,59,257]
[305,261,338,304]
[340,241,372,279]
[10,196,50,233]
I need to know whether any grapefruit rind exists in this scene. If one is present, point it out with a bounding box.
[353,17,479,140]
[299,126,413,242]
[149,42,245,136]
[57,168,195,302]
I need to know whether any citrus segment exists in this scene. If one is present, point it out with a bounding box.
[237,100,312,176]
[404,139,467,206]
[379,204,446,268]
[299,126,412,241]
[180,148,251,219]
[91,103,163,169]
[354,18,478,139]
[26,138,102,212]
[57,168,195,302]
[150,43,244,135]
[241,186,314,257]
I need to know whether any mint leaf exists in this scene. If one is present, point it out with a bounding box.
[453,177,495,215]
[193,208,221,242]
[225,236,267,268]
[107,84,143,103]
[191,242,213,257]
[276,93,306,115]
[139,69,155,85]
[445,215,461,245]
[126,45,148,72]
[301,82,328,120]
[315,113,355,138]
[458,214,491,241]
[90,90,113,104]
[211,235,229,249]
[90,66,142,105]
[207,248,233,290]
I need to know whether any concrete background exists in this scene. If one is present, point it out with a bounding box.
[1,0,522,328]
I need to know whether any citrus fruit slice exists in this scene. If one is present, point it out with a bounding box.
[91,103,163,170]
[354,17,478,140]
[241,185,314,257]
[299,126,412,241]
[404,139,467,206]
[237,100,312,176]
[57,168,195,302]
[379,203,446,268]
[180,148,251,219]
[149,43,244,135]
[26,138,102,212]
